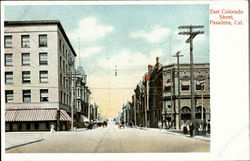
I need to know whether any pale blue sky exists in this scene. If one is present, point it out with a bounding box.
[4,4,209,117]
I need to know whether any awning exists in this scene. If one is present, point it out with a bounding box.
[165,82,171,87]
[181,80,190,86]
[196,80,205,85]
[5,109,71,122]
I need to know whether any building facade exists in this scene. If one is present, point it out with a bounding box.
[118,56,210,131]
[148,57,163,128]
[4,20,76,131]
[162,63,210,129]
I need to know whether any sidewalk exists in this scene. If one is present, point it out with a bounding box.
[139,127,210,141]
[5,132,45,150]
[165,129,210,141]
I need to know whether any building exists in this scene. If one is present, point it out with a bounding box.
[148,57,163,128]
[75,66,89,127]
[162,63,210,129]
[4,20,76,131]
[134,81,145,127]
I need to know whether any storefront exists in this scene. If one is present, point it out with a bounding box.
[5,108,71,132]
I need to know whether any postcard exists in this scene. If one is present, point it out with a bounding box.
[1,1,249,161]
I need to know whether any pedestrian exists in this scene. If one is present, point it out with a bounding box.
[183,122,188,135]
[50,124,55,133]
[158,120,162,130]
[194,121,200,136]
[202,121,207,135]
[189,121,194,137]
[207,120,210,134]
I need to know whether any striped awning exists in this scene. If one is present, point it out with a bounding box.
[5,109,71,122]
[165,82,171,87]
[181,80,190,86]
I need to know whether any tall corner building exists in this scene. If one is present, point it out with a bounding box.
[4,20,77,131]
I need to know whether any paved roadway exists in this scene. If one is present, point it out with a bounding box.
[6,121,210,153]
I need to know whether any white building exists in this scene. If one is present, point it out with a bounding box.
[4,20,76,131]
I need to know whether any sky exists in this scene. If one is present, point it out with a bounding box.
[4,4,209,119]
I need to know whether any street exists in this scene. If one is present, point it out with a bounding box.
[6,121,209,153]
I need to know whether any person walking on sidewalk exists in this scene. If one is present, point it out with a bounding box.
[158,120,162,130]
[189,121,194,137]
[183,121,188,134]
[194,121,200,136]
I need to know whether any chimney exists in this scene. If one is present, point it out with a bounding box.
[156,57,159,64]
[148,65,153,73]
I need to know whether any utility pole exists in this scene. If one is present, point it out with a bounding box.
[170,68,173,129]
[173,51,184,130]
[178,25,204,126]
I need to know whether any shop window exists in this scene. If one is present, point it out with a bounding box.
[34,122,39,129]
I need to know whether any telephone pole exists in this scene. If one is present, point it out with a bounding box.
[178,25,204,125]
[173,51,184,130]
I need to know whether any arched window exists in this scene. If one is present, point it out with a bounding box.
[181,106,191,120]
[195,106,206,119]
[181,106,191,113]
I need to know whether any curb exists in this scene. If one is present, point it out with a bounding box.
[6,138,44,151]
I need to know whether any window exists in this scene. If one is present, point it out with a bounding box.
[21,35,30,47]
[39,34,47,47]
[60,91,63,103]
[40,71,48,83]
[164,79,171,93]
[5,90,13,103]
[23,90,31,103]
[181,80,190,91]
[63,61,65,72]
[78,88,80,96]
[60,73,62,85]
[26,123,30,130]
[5,54,13,66]
[66,94,68,105]
[46,122,49,129]
[59,39,61,52]
[4,35,12,48]
[22,53,30,65]
[63,76,66,88]
[196,80,205,91]
[60,56,62,69]
[64,93,66,104]
[22,71,31,83]
[5,72,13,84]
[34,122,39,129]
[40,89,48,102]
[63,44,64,56]
[39,52,48,65]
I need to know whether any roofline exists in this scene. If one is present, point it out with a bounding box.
[4,20,77,57]
[163,63,210,68]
